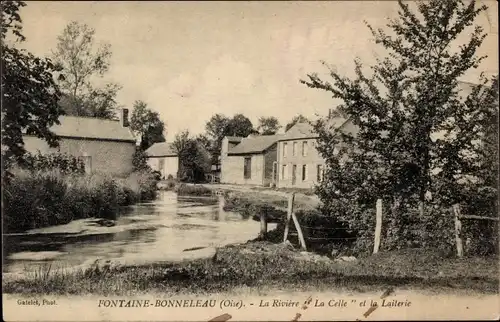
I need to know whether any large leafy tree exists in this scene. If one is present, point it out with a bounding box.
[257,116,281,135]
[205,114,230,149]
[52,21,121,119]
[173,130,211,182]
[205,113,256,167]
[226,114,255,137]
[129,100,166,151]
[301,0,495,248]
[1,1,63,170]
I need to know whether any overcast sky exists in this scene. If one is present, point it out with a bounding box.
[19,1,498,140]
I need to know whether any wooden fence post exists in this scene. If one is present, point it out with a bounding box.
[292,212,307,251]
[453,204,464,258]
[260,212,268,237]
[373,199,383,254]
[218,195,225,213]
[283,193,295,243]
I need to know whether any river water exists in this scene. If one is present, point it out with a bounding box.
[3,191,274,275]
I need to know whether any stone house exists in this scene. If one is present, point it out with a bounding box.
[145,142,179,179]
[275,122,324,189]
[220,134,282,186]
[276,119,358,189]
[22,109,136,176]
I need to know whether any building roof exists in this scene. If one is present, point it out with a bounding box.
[279,122,317,141]
[228,134,282,155]
[279,118,354,142]
[226,136,243,143]
[26,115,136,142]
[145,142,177,157]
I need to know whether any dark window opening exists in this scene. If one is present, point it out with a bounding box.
[244,157,252,179]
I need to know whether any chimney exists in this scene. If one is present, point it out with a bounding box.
[121,108,129,127]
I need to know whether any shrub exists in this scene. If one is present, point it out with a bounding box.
[22,152,85,174]
[132,148,151,172]
[175,183,212,196]
[2,168,159,233]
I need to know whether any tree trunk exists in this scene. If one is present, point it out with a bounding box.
[388,195,403,248]
[419,193,425,218]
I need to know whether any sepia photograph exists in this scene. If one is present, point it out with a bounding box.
[1,0,499,321]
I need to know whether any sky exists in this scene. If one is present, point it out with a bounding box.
[18,1,498,141]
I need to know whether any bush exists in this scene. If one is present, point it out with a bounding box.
[151,170,162,181]
[22,152,85,174]
[132,148,152,172]
[175,183,212,196]
[2,168,159,233]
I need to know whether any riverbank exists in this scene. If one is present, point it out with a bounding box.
[3,240,498,296]
[2,168,158,233]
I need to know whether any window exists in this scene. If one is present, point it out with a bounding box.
[293,142,297,156]
[302,141,308,156]
[283,143,288,158]
[302,164,307,181]
[282,164,288,179]
[244,157,252,179]
[317,164,324,182]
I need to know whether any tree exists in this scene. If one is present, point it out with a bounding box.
[227,114,255,137]
[194,134,212,152]
[129,100,166,151]
[205,113,256,168]
[205,114,230,150]
[301,0,493,249]
[257,116,281,135]
[173,130,211,182]
[1,1,63,171]
[285,114,309,132]
[52,21,121,119]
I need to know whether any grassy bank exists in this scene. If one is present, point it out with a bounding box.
[157,180,214,197]
[175,183,213,196]
[3,241,498,295]
[2,168,158,233]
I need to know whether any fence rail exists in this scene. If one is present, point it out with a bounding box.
[453,204,499,257]
[240,192,498,257]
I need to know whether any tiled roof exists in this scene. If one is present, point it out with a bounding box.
[145,142,177,157]
[228,134,282,155]
[30,115,136,142]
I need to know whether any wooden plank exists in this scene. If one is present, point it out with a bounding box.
[283,193,295,243]
[260,212,268,237]
[459,214,499,221]
[373,199,383,254]
[453,204,464,258]
[291,212,307,251]
[218,195,224,214]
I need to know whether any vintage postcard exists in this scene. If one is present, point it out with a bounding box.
[2,0,499,321]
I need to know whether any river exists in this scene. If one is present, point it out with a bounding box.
[2,191,275,275]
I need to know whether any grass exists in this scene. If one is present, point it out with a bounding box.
[3,241,498,295]
[175,183,214,196]
[251,186,316,196]
[2,168,158,233]
[157,178,177,191]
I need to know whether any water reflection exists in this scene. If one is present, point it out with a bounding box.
[3,191,274,274]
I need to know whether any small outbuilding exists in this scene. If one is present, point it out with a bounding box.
[145,142,179,179]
